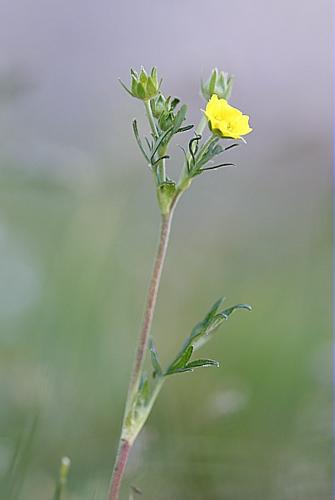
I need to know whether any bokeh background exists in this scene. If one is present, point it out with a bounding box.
[0,1,333,499]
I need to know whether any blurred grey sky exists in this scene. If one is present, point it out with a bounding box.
[0,0,332,179]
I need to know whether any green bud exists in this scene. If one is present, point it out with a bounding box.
[120,66,160,101]
[151,94,166,118]
[150,93,185,133]
[201,68,234,101]
[136,81,146,100]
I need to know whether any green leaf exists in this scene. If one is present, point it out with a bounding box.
[221,303,252,319]
[149,338,162,377]
[191,301,252,350]
[189,297,225,342]
[132,120,150,162]
[168,367,193,374]
[118,78,134,97]
[186,358,220,369]
[165,344,193,375]
[176,124,194,133]
[165,299,251,377]
[172,104,187,133]
[195,138,222,170]
[170,97,180,110]
[150,126,174,164]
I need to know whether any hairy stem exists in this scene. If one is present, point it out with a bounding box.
[107,440,131,500]
[108,198,179,500]
[128,211,173,399]
[144,100,158,138]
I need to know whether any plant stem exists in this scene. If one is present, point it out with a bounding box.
[128,210,174,399]
[107,440,131,500]
[107,198,179,500]
[144,100,158,138]
[53,457,71,500]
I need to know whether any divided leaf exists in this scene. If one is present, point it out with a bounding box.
[165,345,193,375]
[165,298,251,376]
[191,302,252,350]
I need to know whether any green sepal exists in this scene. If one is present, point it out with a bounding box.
[151,67,158,87]
[201,68,234,101]
[122,67,160,101]
[147,77,157,98]
[131,76,138,95]
[208,68,217,96]
[139,67,147,84]
[136,82,146,100]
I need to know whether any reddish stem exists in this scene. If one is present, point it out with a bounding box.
[108,440,131,500]
[108,205,178,500]
[128,212,172,397]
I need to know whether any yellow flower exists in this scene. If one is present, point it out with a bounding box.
[205,94,252,139]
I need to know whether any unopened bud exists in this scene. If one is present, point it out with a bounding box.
[201,68,234,101]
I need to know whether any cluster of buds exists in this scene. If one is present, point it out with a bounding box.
[150,94,182,131]
[120,67,160,101]
[201,68,234,101]
[120,66,252,214]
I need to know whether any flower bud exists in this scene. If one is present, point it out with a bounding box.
[150,94,184,131]
[150,94,166,118]
[201,68,234,101]
[120,67,160,101]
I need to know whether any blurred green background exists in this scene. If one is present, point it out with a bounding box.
[0,0,333,499]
